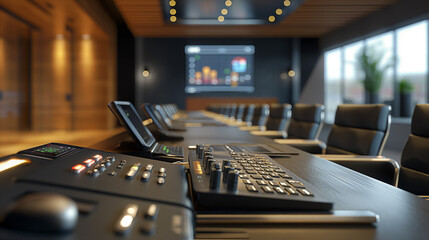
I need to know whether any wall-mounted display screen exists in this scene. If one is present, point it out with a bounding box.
[185,45,255,93]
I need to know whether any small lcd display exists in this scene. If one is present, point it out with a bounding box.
[24,143,77,158]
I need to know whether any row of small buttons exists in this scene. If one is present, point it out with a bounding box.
[71,154,111,174]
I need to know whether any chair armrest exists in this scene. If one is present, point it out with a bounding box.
[250,130,287,138]
[318,155,400,187]
[239,126,265,131]
[274,139,326,154]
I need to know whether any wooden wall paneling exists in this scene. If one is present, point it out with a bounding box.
[0,11,32,131]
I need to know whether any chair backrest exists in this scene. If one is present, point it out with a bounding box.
[243,104,255,125]
[235,104,245,121]
[251,104,270,127]
[399,104,429,195]
[265,104,292,131]
[326,104,391,155]
[288,104,324,139]
[229,104,237,119]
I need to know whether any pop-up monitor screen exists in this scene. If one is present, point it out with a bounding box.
[108,101,156,149]
[185,45,255,93]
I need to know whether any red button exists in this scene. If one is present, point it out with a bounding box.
[83,159,95,167]
[71,164,86,174]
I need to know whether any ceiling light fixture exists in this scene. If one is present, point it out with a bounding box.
[284,0,291,7]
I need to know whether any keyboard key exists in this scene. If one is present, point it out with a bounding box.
[246,185,259,192]
[261,186,274,193]
[239,174,249,179]
[297,188,314,196]
[284,187,299,195]
[246,170,257,174]
[262,175,273,181]
[250,174,263,180]
[242,179,253,185]
[268,181,279,186]
[256,180,268,185]
[288,180,305,188]
[274,187,287,194]
[279,173,292,179]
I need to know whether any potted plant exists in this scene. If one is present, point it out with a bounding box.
[399,78,414,117]
[357,47,390,104]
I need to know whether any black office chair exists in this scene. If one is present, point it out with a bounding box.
[288,103,325,139]
[278,104,391,155]
[398,104,429,195]
[274,104,325,151]
[239,104,269,131]
[250,104,292,138]
[296,104,398,186]
[235,104,245,122]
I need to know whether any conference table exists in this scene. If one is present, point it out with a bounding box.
[93,111,429,240]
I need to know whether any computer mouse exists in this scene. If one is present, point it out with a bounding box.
[3,192,78,233]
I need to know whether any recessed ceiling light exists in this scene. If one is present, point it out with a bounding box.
[284,0,291,7]
[170,9,176,15]
[169,0,176,7]
[170,16,177,22]
[276,9,283,15]
[218,16,225,22]
[268,16,275,22]
[221,9,228,15]
[225,0,232,7]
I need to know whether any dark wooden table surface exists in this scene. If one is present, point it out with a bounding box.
[94,111,429,240]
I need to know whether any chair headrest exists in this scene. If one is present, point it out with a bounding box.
[334,104,390,131]
[292,104,324,123]
[411,104,429,137]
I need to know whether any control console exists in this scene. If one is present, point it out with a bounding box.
[188,144,333,212]
[0,143,194,239]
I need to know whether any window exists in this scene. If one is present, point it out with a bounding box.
[396,21,428,104]
[324,49,342,123]
[324,20,428,121]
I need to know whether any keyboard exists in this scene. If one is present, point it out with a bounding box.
[188,144,333,212]
[154,144,184,157]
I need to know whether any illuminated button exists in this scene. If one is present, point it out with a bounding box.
[158,172,167,178]
[279,182,290,187]
[96,164,106,172]
[114,204,139,235]
[93,155,103,162]
[157,177,165,185]
[145,164,154,172]
[126,164,141,179]
[83,159,95,167]
[141,171,151,182]
[144,204,159,220]
[159,168,166,173]
[109,171,117,176]
[87,169,99,177]
[106,156,116,163]
[71,164,86,174]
